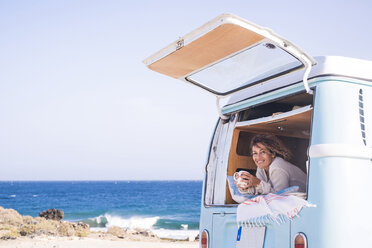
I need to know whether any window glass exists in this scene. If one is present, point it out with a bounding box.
[187,43,302,95]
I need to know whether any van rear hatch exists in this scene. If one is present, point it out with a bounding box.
[144,13,316,97]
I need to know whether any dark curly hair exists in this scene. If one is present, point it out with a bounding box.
[249,134,292,160]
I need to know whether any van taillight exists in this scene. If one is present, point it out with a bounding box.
[201,229,209,248]
[294,233,307,248]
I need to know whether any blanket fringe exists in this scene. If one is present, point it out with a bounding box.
[239,211,316,228]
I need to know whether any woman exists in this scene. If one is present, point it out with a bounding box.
[237,134,307,194]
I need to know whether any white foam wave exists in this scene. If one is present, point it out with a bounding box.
[103,214,159,230]
[87,214,199,241]
[10,195,16,197]
[92,215,105,224]
[152,229,199,240]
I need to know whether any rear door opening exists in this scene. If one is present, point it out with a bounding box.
[226,93,313,204]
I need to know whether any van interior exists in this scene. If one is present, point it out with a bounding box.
[225,92,313,204]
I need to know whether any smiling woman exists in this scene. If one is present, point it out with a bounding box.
[236,134,307,195]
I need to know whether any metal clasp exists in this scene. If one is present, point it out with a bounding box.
[176,39,184,50]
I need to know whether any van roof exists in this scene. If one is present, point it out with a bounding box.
[225,56,372,109]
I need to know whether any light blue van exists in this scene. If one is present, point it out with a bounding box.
[144,13,372,248]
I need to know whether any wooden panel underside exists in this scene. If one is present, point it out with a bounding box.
[148,24,264,78]
[236,110,312,139]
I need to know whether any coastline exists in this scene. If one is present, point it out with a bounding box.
[0,180,202,241]
[0,206,199,248]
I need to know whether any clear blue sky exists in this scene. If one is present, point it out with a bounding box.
[1,0,372,180]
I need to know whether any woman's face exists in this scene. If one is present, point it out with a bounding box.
[252,143,275,170]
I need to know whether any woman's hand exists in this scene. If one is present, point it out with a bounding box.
[234,172,249,191]
[246,174,261,187]
[238,172,261,188]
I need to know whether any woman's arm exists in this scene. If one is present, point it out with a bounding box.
[256,168,290,194]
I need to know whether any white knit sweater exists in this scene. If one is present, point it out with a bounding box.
[255,157,307,194]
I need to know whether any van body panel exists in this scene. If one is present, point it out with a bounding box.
[202,207,292,248]
[263,222,290,248]
[311,81,367,145]
[293,157,372,248]
[212,213,291,247]
[212,214,236,247]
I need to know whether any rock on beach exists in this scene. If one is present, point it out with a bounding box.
[0,207,89,240]
[39,208,64,220]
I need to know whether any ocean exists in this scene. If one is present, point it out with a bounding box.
[0,181,202,239]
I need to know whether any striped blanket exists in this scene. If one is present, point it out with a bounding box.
[237,193,315,227]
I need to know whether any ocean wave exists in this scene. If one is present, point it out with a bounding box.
[83,214,160,230]
[153,218,199,230]
[82,215,107,228]
[86,215,199,241]
[81,213,200,232]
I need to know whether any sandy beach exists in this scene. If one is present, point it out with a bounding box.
[0,235,199,248]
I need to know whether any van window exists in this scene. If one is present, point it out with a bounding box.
[204,92,313,206]
[226,103,312,203]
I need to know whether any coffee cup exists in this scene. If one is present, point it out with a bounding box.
[233,170,250,188]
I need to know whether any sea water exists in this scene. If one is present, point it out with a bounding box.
[0,181,202,240]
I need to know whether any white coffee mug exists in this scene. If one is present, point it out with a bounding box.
[233,171,250,188]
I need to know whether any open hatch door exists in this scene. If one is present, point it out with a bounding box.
[144,13,316,118]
